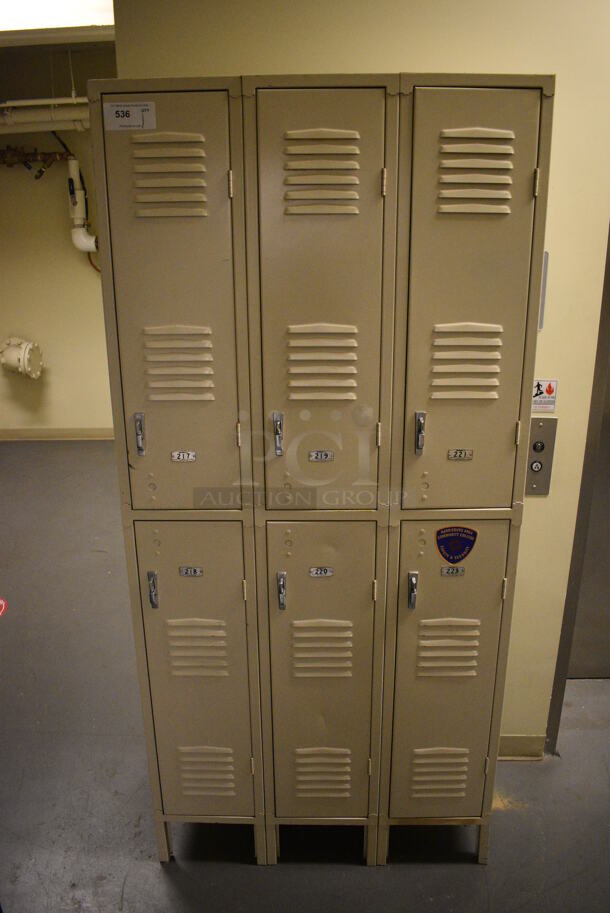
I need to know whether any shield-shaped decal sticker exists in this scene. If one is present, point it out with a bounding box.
[435,526,478,564]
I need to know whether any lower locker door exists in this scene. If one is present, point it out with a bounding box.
[390,520,509,818]
[135,522,254,816]
[267,522,376,817]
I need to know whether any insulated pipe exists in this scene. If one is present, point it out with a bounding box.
[67,157,97,252]
[0,102,89,134]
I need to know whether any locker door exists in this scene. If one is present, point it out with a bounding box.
[105,91,241,509]
[135,522,254,816]
[390,520,509,818]
[257,89,386,509]
[403,88,541,508]
[267,522,376,817]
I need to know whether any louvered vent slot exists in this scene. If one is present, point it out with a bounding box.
[143,325,214,402]
[283,128,360,215]
[167,618,228,676]
[438,126,514,214]
[131,131,207,217]
[430,322,503,400]
[417,617,481,677]
[179,746,236,796]
[295,747,352,798]
[292,619,353,677]
[287,323,358,401]
[411,748,470,798]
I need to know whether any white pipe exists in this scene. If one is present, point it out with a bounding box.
[0,100,89,134]
[71,226,97,253]
[67,158,97,253]
[0,96,89,108]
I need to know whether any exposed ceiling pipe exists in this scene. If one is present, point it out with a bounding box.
[67,157,97,252]
[0,98,89,135]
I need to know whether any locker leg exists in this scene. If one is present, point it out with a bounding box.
[254,822,267,865]
[478,821,490,865]
[275,824,281,859]
[154,817,173,864]
[365,823,377,866]
[376,823,390,865]
[265,822,278,865]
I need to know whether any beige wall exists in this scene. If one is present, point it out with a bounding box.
[113,0,609,744]
[0,45,115,437]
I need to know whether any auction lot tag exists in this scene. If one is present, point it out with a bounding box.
[104,102,157,130]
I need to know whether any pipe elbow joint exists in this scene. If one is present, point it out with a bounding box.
[71,226,97,253]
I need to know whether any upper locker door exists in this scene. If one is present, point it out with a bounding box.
[267,522,376,817]
[390,520,509,819]
[403,88,541,508]
[257,89,386,509]
[135,521,254,817]
[104,92,241,509]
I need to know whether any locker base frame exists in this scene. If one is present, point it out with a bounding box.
[377,815,490,866]
[265,817,378,866]
[154,813,268,865]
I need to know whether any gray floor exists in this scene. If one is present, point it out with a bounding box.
[0,441,608,913]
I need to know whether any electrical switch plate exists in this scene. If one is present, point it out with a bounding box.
[526,417,558,495]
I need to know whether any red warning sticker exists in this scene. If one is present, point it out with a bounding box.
[532,378,558,412]
[0,598,7,617]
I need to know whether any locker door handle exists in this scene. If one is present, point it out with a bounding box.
[414,411,426,456]
[276,571,287,610]
[272,412,284,456]
[407,571,418,610]
[134,412,146,456]
[147,571,159,608]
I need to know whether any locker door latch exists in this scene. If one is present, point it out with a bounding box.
[276,571,287,610]
[272,412,284,456]
[414,411,426,456]
[134,412,146,456]
[407,571,419,609]
[147,571,159,608]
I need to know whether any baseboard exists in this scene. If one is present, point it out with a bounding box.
[498,734,546,760]
[0,428,114,441]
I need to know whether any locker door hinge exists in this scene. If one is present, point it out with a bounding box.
[533,167,540,198]
[228,169,234,198]
[515,420,521,446]
[236,421,242,447]
[242,579,247,602]
[250,756,255,775]
[484,756,490,776]
[381,167,387,197]
[376,422,382,447]
[501,577,508,601]
[368,758,372,776]
[372,579,378,602]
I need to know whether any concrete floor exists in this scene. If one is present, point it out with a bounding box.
[0,441,608,913]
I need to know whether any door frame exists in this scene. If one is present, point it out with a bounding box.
[546,225,610,753]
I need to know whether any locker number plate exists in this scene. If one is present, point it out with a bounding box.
[309,567,334,577]
[171,450,196,462]
[179,566,203,577]
[441,566,465,577]
[447,449,473,461]
[309,450,334,462]
[103,102,157,130]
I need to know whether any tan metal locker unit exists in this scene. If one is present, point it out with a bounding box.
[402,86,541,509]
[102,89,243,510]
[266,521,376,818]
[135,521,255,817]
[389,520,509,819]
[253,85,389,510]
[90,77,265,865]
[378,73,554,866]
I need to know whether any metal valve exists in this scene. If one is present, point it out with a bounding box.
[277,571,287,610]
[407,571,419,609]
[273,411,284,456]
[415,411,426,455]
